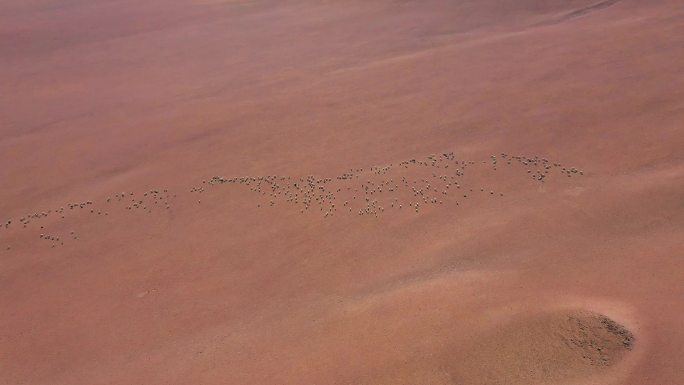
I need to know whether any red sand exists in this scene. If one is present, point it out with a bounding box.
[1,1,683,384]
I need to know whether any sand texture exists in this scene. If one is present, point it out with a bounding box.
[1,0,683,384]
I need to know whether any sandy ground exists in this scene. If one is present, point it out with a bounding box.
[1,0,683,384]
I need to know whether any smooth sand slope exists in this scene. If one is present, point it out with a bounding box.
[1,0,683,384]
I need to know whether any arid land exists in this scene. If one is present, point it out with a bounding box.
[1,1,683,384]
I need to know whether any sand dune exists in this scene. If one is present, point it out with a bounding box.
[1,0,683,384]
[451,310,634,384]
[367,308,635,385]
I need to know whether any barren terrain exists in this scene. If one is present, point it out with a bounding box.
[1,1,683,384]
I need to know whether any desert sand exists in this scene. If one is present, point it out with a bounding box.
[1,0,683,384]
